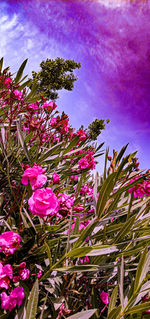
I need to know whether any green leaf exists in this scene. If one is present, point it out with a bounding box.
[25,279,39,319]
[114,215,136,244]
[96,172,117,218]
[73,219,98,248]
[134,247,150,293]
[72,216,79,235]
[108,286,118,315]
[87,245,118,256]
[37,142,63,164]
[63,135,80,155]
[125,301,150,315]
[14,59,28,83]
[24,82,39,101]
[107,306,122,319]
[18,79,32,91]
[55,265,99,272]
[0,57,3,72]
[67,309,97,319]
[116,144,129,164]
[45,241,52,267]
[17,122,31,162]
[67,247,92,258]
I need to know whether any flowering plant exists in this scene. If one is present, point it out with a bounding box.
[0,59,150,319]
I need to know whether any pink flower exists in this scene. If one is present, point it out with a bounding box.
[50,118,57,126]
[28,102,39,112]
[1,287,25,311]
[0,231,21,255]
[78,158,89,169]
[42,101,57,112]
[0,263,13,289]
[80,256,90,264]
[58,194,74,217]
[18,268,30,281]
[77,129,87,141]
[37,270,42,279]
[22,164,47,190]
[28,188,58,218]
[13,89,22,100]
[70,175,78,181]
[52,172,60,184]
[143,181,150,195]
[4,78,12,87]
[100,291,110,305]
[56,304,71,319]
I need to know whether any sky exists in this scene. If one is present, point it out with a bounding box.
[0,0,150,171]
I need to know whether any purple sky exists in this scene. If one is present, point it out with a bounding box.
[1,0,150,171]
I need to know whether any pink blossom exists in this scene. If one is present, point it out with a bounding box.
[13,89,22,100]
[28,188,58,218]
[56,304,71,319]
[52,172,60,184]
[22,164,47,190]
[28,102,39,112]
[58,194,74,217]
[100,291,110,305]
[70,175,78,181]
[42,101,57,112]
[50,118,57,126]
[4,78,12,87]
[0,231,21,255]
[1,287,25,311]
[78,158,89,169]
[128,177,148,198]
[18,267,30,281]
[37,270,42,279]
[77,129,87,141]
[0,263,13,289]
[80,256,90,264]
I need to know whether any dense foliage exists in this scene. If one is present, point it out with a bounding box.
[29,57,81,100]
[0,59,150,319]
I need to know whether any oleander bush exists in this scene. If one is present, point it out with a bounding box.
[0,58,150,319]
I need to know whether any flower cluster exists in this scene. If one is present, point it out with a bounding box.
[1,287,25,312]
[128,176,150,198]
[22,164,47,190]
[0,232,26,312]
[78,152,96,170]
[0,231,21,255]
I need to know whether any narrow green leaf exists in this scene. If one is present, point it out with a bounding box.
[67,309,97,319]
[134,247,150,292]
[95,142,105,153]
[96,172,117,218]
[116,144,129,164]
[107,305,122,319]
[17,122,31,162]
[55,265,99,272]
[73,219,98,248]
[67,247,92,258]
[15,59,28,83]
[125,301,150,315]
[18,79,32,91]
[114,215,136,244]
[37,142,63,164]
[63,135,80,155]
[25,279,39,319]
[108,286,118,315]
[45,241,52,267]
[104,147,109,180]
[0,57,3,72]
[72,216,79,235]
